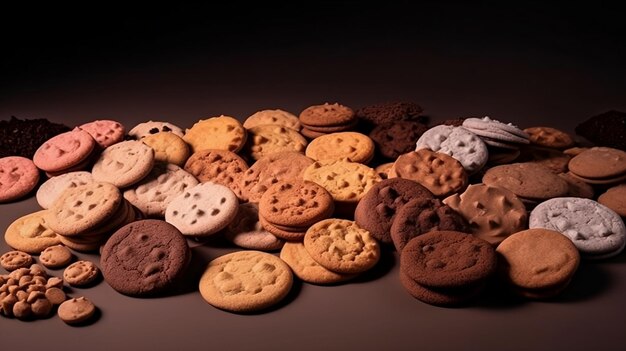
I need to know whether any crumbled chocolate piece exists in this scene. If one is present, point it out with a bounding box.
[0,116,71,158]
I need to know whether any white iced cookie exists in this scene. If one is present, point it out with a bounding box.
[416,125,488,174]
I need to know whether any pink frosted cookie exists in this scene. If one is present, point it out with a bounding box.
[79,119,125,148]
[33,128,96,173]
[0,156,40,202]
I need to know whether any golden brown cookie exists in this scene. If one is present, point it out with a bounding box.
[184,149,248,199]
[4,210,62,254]
[280,242,355,284]
[183,116,247,153]
[305,132,374,164]
[243,109,301,131]
[299,103,356,128]
[243,125,307,161]
[141,132,191,166]
[598,184,626,217]
[523,126,574,149]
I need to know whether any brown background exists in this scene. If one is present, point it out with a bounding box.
[1,3,626,350]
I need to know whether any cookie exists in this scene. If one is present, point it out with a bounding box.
[300,127,328,139]
[496,228,580,299]
[0,116,70,159]
[124,163,199,217]
[142,132,191,166]
[39,245,73,269]
[101,219,190,296]
[184,149,248,198]
[33,128,96,173]
[79,119,125,148]
[390,149,468,197]
[598,184,626,217]
[0,251,33,271]
[128,120,185,139]
[568,147,626,181]
[443,184,527,246]
[198,250,293,313]
[58,297,96,325]
[165,182,238,237]
[225,203,284,251]
[243,125,307,161]
[243,109,301,131]
[302,120,359,133]
[91,140,155,188]
[416,125,488,174]
[523,126,574,150]
[183,116,247,153]
[575,110,626,151]
[557,172,594,199]
[518,146,571,173]
[0,156,40,203]
[529,197,626,259]
[354,178,434,244]
[300,103,356,128]
[563,147,589,157]
[482,163,569,202]
[369,120,429,159]
[305,132,374,164]
[355,101,425,131]
[462,116,529,149]
[4,210,62,254]
[36,171,93,209]
[303,219,380,274]
[399,270,485,307]
[374,162,394,179]
[486,147,521,165]
[63,260,100,287]
[280,242,354,285]
[258,214,308,241]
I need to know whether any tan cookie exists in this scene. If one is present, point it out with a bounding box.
[198,250,293,313]
[558,172,594,198]
[225,203,284,251]
[0,251,33,271]
[184,149,248,199]
[183,116,247,153]
[243,109,301,131]
[482,163,569,201]
[389,149,467,197]
[568,147,626,180]
[443,184,527,245]
[243,125,307,161]
[39,245,73,268]
[4,210,61,254]
[63,260,100,287]
[92,140,155,188]
[258,213,307,241]
[305,132,374,164]
[598,184,626,217]
[142,132,191,166]
[259,180,334,228]
[300,127,329,139]
[299,103,355,127]
[303,159,381,204]
[523,126,574,149]
[58,297,96,325]
[280,242,355,284]
[563,147,589,157]
[519,146,571,173]
[303,219,380,274]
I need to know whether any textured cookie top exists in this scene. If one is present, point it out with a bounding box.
[483,163,569,199]
[523,126,574,150]
[33,128,96,172]
[303,159,381,202]
[4,210,61,254]
[598,184,626,217]
[64,260,100,287]
[259,180,334,227]
[305,132,374,164]
[91,140,155,188]
[496,228,580,289]
[244,109,301,131]
[299,103,355,127]
[198,250,293,313]
[36,171,93,209]
[280,242,353,285]
[128,120,185,139]
[79,119,125,148]
[463,116,530,139]
[370,120,429,159]
[183,116,247,153]
[416,125,488,174]
[244,125,307,161]
[142,132,190,166]
[184,149,248,197]
[401,230,496,288]
[568,147,626,179]
[0,156,40,202]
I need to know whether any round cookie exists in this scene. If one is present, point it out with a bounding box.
[36,171,94,209]
[524,126,574,149]
[244,109,301,131]
[142,132,191,166]
[128,120,185,139]
[92,140,155,188]
[0,251,33,271]
[198,250,293,313]
[305,132,374,164]
[487,147,521,165]
[101,219,190,296]
[258,213,308,241]
[598,184,626,217]
[63,260,100,287]
[399,270,485,307]
[183,115,247,153]
[259,180,334,228]
[165,182,238,237]
[300,127,328,139]
[0,156,40,203]
[244,125,307,161]
[58,297,96,325]
[355,101,424,128]
[416,125,488,174]
[225,203,284,251]
[39,245,73,269]
[79,119,125,148]
[280,242,354,285]
[517,146,571,174]
[300,103,355,128]
[369,120,429,159]
[303,219,380,274]
[496,228,580,298]
[303,159,381,204]
[558,172,594,199]
[4,210,62,254]
[462,116,530,148]
[482,163,569,201]
[568,147,626,180]
[184,149,248,198]
[529,197,626,259]
[301,120,358,133]
[33,128,96,173]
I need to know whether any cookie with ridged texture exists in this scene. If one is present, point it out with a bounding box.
[0,156,40,203]
[300,102,356,128]
[369,120,429,159]
[123,163,199,217]
[101,219,190,296]
[0,251,33,271]
[496,228,580,298]
[4,210,61,254]
[64,260,100,287]
[416,125,488,174]
[355,101,425,131]
[529,197,626,259]
[390,149,468,198]
[92,140,155,188]
[184,149,248,198]
[33,128,96,173]
[523,126,574,150]
[198,250,293,313]
[482,163,569,201]
[304,219,380,274]
[575,110,626,151]
[462,116,529,149]
[36,171,93,209]
[391,198,469,252]
[568,147,626,182]
[354,178,434,244]
[142,132,191,166]
[598,184,626,217]
[243,125,307,161]
[128,120,185,139]
[165,182,238,237]
[225,203,284,251]
[183,116,247,153]
[79,119,125,148]
[305,132,374,164]
[243,109,301,131]
[280,242,355,284]
[443,184,527,246]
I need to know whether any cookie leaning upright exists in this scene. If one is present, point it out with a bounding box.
[91,140,155,188]
[0,156,40,203]
[183,115,247,153]
[299,103,357,138]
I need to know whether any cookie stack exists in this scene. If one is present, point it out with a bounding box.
[567,147,626,185]
[462,116,529,165]
[299,103,357,139]
[243,109,301,131]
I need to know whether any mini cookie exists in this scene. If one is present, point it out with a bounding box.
[496,228,580,299]
[416,125,488,174]
[482,163,569,201]
[300,103,356,128]
[183,116,247,153]
[39,245,73,269]
[303,219,380,274]
[0,156,40,202]
[390,149,468,197]
[101,219,190,296]
[369,120,429,159]
[462,116,530,149]
[183,149,248,198]
[124,163,199,217]
[128,120,185,139]
[443,184,527,246]
[92,140,155,188]
[0,251,33,271]
[557,172,594,199]
[36,171,93,209]
[63,260,100,287]
[198,250,293,313]
[305,132,374,164]
[165,182,238,237]
[529,197,626,259]
[598,184,626,217]
[523,126,574,149]
[355,101,424,129]
[244,125,307,161]
[4,210,62,254]
[568,147,626,180]
[58,297,96,325]
[225,203,284,251]
[575,110,626,151]
[280,242,354,284]
[33,128,96,173]
[142,132,191,166]
[259,180,334,228]
[244,109,301,131]
[79,119,125,148]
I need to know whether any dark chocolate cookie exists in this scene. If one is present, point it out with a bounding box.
[575,110,626,151]
[0,116,70,158]
[354,178,433,244]
[101,219,190,296]
[369,120,429,159]
[390,198,469,252]
[356,101,426,132]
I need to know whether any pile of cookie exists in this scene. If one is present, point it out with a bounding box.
[1,105,626,315]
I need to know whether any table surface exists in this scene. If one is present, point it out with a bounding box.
[2,4,626,350]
